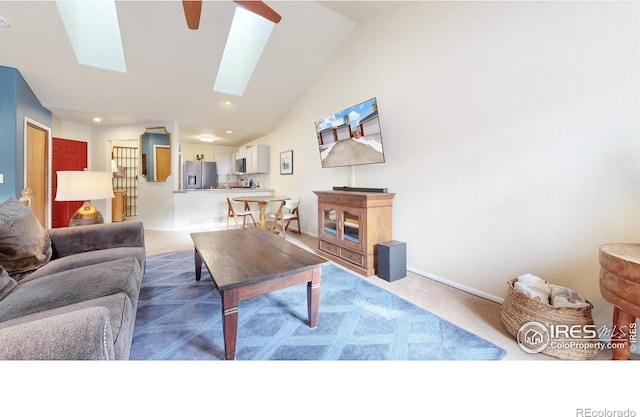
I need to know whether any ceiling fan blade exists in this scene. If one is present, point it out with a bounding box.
[182,0,202,30]
[234,1,282,24]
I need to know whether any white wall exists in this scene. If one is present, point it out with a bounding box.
[254,1,640,328]
[52,117,93,150]
[91,123,179,229]
[180,142,237,162]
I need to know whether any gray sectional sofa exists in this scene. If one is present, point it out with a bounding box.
[0,197,146,360]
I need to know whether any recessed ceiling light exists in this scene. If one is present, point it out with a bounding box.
[226,130,233,134]
[93,117,102,122]
[0,16,11,28]
[200,136,215,143]
[224,100,232,105]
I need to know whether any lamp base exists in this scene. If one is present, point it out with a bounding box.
[69,201,104,227]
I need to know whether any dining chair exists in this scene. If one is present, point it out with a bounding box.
[269,198,301,239]
[226,198,257,229]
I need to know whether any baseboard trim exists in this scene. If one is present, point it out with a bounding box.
[407,266,505,305]
[303,235,505,304]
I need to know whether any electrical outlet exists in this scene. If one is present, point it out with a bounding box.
[0,173,3,183]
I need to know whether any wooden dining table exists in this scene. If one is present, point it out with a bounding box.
[233,195,289,230]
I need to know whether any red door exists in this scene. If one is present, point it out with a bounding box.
[52,138,88,228]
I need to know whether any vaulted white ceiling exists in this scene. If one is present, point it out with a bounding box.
[0,1,406,145]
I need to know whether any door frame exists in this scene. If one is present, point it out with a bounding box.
[23,117,52,229]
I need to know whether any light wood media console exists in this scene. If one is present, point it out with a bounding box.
[314,190,395,277]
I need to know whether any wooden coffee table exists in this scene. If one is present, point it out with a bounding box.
[190,228,329,360]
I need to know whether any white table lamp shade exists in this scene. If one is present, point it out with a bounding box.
[55,171,115,201]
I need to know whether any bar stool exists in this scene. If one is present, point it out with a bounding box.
[599,243,640,360]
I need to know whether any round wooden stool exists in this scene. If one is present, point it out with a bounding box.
[599,243,640,360]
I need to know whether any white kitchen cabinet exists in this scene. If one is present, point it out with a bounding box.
[215,153,232,175]
[246,145,269,173]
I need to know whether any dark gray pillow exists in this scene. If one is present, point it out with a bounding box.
[0,198,52,281]
[0,265,17,301]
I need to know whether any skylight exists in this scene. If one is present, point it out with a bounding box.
[213,6,275,96]
[56,0,127,73]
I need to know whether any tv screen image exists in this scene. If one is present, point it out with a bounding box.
[314,97,385,168]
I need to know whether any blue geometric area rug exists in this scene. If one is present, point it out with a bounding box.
[130,250,506,360]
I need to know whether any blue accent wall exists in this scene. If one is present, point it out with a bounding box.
[0,66,52,202]
[0,67,18,201]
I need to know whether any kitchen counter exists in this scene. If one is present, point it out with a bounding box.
[173,188,275,230]
[173,188,273,194]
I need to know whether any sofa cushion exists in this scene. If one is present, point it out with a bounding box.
[0,266,17,301]
[0,306,116,360]
[0,256,142,324]
[0,198,52,281]
[22,246,146,283]
[0,293,134,360]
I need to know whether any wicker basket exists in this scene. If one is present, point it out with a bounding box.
[501,278,598,360]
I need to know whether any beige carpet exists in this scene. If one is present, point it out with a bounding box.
[143,226,624,361]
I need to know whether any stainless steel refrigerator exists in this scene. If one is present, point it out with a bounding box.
[184,161,217,189]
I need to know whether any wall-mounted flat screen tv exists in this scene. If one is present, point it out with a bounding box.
[314,97,385,168]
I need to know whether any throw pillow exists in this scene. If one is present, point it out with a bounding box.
[0,266,17,301]
[0,198,52,280]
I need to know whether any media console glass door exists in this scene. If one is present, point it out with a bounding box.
[318,203,365,252]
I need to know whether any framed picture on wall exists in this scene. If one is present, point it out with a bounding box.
[280,150,293,175]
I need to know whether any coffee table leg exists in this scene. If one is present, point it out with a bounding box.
[194,249,202,281]
[307,267,322,329]
[221,288,239,360]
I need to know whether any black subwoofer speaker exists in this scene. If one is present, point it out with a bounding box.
[377,240,406,282]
